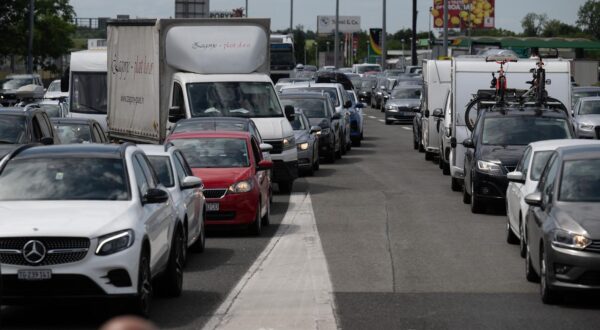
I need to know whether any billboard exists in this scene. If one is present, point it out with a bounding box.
[369,28,382,55]
[317,16,361,34]
[431,0,495,29]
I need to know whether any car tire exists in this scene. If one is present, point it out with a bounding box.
[352,138,361,146]
[327,148,336,163]
[279,181,293,194]
[313,152,320,171]
[190,211,206,253]
[128,245,152,317]
[261,198,270,226]
[442,161,450,175]
[385,119,392,125]
[540,246,561,304]
[413,137,418,150]
[418,141,425,153]
[506,216,519,244]
[525,238,540,283]
[462,182,471,204]
[519,217,526,258]
[340,134,347,155]
[451,177,462,192]
[250,202,262,236]
[470,180,485,214]
[155,225,184,297]
[425,151,433,161]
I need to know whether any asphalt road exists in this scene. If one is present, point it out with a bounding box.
[3,106,600,329]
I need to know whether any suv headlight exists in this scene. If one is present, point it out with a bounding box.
[298,142,309,150]
[283,136,296,150]
[229,180,253,193]
[579,123,594,131]
[477,160,503,174]
[96,230,135,256]
[552,229,591,250]
[386,105,398,112]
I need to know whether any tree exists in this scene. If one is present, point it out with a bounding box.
[0,0,75,72]
[521,12,547,37]
[542,19,584,38]
[577,0,600,40]
[293,25,306,64]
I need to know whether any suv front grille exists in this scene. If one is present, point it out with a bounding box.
[0,237,89,266]
[264,139,283,154]
[203,189,227,199]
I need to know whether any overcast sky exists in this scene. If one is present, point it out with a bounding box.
[71,0,587,34]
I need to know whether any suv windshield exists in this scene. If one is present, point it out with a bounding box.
[71,72,107,114]
[0,115,27,144]
[559,159,600,202]
[0,158,129,201]
[147,156,175,188]
[54,123,92,143]
[280,99,327,118]
[579,100,600,115]
[392,89,421,99]
[187,82,283,118]
[482,117,571,146]
[171,138,249,168]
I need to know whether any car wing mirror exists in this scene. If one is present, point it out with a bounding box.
[143,188,169,204]
[40,136,54,145]
[181,176,203,190]
[310,126,322,134]
[260,143,273,153]
[284,105,295,121]
[332,112,341,120]
[507,171,525,184]
[462,138,475,148]
[524,192,543,207]
[432,108,443,118]
[257,159,273,171]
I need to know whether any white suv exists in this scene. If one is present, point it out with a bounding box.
[140,144,206,261]
[0,144,185,316]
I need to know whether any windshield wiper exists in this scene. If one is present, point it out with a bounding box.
[77,104,103,113]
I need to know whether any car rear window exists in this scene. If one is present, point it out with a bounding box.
[280,99,327,118]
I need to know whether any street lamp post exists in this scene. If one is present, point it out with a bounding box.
[334,0,339,68]
[326,41,331,66]
[428,6,432,50]
[401,39,405,70]
[27,0,34,74]
[245,0,248,17]
[315,42,319,67]
[290,0,293,33]
[366,40,370,63]
[382,0,387,68]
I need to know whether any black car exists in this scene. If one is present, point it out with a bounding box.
[51,118,109,144]
[462,106,574,213]
[0,108,59,158]
[357,77,377,104]
[314,71,355,91]
[524,144,600,304]
[371,77,388,110]
[170,117,265,145]
[280,93,342,163]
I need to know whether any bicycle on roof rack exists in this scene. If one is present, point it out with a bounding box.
[464,56,568,131]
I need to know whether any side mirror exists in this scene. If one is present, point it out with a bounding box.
[284,105,295,121]
[168,106,185,123]
[432,108,443,118]
[507,171,525,184]
[356,103,365,109]
[525,192,543,207]
[143,188,169,204]
[450,137,457,148]
[40,136,54,145]
[260,143,273,153]
[181,176,203,190]
[257,159,273,171]
[462,138,475,148]
[424,109,430,118]
[310,126,322,134]
[343,100,352,108]
[332,112,341,120]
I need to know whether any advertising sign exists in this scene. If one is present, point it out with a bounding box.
[431,0,495,29]
[317,16,361,34]
[369,28,382,55]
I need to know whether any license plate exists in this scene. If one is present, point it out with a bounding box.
[206,203,220,211]
[401,112,415,116]
[18,269,52,281]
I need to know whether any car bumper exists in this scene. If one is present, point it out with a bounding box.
[297,148,313,169]
[385,110,416,122]
[272,159,298,183]
[205,191,259,226]
[546,243,600,290]
[577,130,597,139]
[472,170,509,201]
[0,241,142,302]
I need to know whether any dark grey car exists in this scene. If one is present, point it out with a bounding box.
[290,112,321,175]
[384,87,421,124]
[525,143,600,304]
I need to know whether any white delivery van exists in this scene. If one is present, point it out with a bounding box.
[67,49,108,129]
[448,57,572,191]
[107,18,298,192]
[421,60,451,161]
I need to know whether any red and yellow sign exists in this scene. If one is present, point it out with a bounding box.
[432,0,495,29]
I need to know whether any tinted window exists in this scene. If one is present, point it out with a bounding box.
[171,138,250,168]
[0,158,129,200]
[54,124,92,144]
[530,151,554,181]
[148,156,175,188]
[0,115,27,144]
[391,89,421,99]
[559,159,600,202]
[70,72,107,114]
[482,117,571,146]
[280,99,327,118]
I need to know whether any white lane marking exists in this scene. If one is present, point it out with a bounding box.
[368,116,376,119]
[378,119,385,123]
[203,192,337,330]
[402,127,412,131]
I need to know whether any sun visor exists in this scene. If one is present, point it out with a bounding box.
[165,25,268,74]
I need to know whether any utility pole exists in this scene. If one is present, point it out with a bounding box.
[290,0,293,33]
[245,0,248,17]
[334,0,339,68]
[315,42,319,67]
[27,0,35,74]
[411,0,418,65]
[382,0,387,68]
[443,0,449,57]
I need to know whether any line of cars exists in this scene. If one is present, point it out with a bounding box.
[410,53,600,304]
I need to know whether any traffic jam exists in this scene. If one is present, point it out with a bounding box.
[2,5,600,329]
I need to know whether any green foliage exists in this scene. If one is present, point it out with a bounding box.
[521,13,548,37]
[0,0,75,71]
[542,19,587,38]
[577,0,600,40]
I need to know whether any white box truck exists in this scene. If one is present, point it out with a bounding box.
[448,57,572,191]
[421,60,451,161]
[106,18,298,191]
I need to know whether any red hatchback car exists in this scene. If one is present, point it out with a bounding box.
[167,131,273,235]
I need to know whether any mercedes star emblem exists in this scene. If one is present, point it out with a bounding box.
[22,240,46,264]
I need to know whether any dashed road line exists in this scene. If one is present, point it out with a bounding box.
[378,119,385,123]
[368,116,376,119]
[401,127,412,131]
